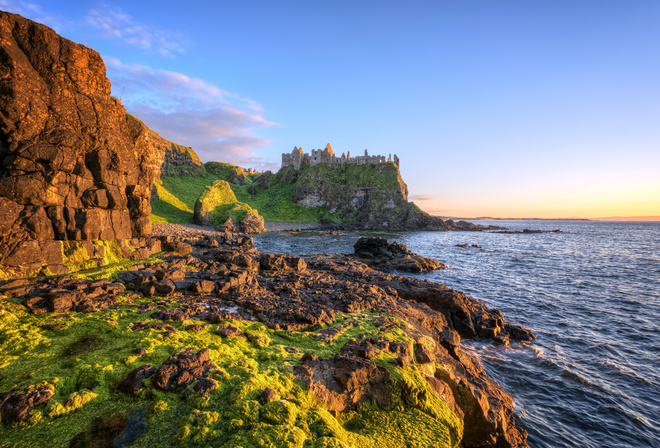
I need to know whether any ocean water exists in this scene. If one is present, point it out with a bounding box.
[254,221,660,448]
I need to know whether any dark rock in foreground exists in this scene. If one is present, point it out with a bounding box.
[0,229,532,447]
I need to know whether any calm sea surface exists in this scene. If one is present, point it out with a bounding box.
[254,221,660,448]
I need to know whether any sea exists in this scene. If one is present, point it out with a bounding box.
[254,221,660,448]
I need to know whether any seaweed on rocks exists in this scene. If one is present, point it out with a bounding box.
[0,230,532,447]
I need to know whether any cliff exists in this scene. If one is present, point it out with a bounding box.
[160,138,206,177]
[289,163,449,230]
[0,11,164,276]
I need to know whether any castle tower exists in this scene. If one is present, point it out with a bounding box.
[325,143,333,156]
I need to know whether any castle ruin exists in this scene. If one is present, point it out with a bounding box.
[281,144,399,170]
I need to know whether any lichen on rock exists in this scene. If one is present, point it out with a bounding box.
[193,180,264,232]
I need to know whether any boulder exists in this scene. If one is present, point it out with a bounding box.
[352,237,445,273]
[293,353,392,412]
[194,181,263,232]
[153,348,217,392]
[0,388,53,424]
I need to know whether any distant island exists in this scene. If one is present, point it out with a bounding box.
[438,216,660,222]
[440,217,592,221]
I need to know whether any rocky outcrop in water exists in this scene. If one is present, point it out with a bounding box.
[0,11,169,276]
[352,236,445,272]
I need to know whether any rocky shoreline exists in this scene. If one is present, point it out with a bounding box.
[0,230,533,447]
[0,11,533,448]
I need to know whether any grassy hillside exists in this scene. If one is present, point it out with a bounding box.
[195,180,259,226]
[150,174,219,223]
[149,163,335,224]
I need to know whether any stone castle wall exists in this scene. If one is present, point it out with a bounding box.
[282,144,399,170]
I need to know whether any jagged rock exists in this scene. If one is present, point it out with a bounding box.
[0,11,166,275]
[16,277,125,314]
[162,242,193,256]
[215,325,245,338]
[118,365,156,395]
[352,237,445,273]
[259,388,277,404]
[414,335,437,364]
[259,253,307,273]
[161,144,206,177]
[153,348,217,391]
[293,353,392,412]
[193,378,217,396]
[238,212,265,234]
[0,388,53,424]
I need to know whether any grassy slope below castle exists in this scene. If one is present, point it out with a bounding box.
[150,163,334,224]
[150,158,423,228]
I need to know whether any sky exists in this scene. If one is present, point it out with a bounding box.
[2,0,659,219]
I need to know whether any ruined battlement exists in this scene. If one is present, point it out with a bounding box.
[281,144,399,170]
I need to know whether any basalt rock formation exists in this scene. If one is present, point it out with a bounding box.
[0,11,166,276]
[352,236,445,272]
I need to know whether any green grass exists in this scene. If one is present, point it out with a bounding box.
[150,172,334,224]
[149,163,403,224]
[233,183,335,222]
[150,175,218,223]
[205,162,247,182]
[296,163,403,195]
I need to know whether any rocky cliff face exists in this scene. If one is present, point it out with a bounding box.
[290,163,450,230]
[160,138,206,177]
[0,11,164,275]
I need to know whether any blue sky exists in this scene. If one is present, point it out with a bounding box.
[2,0,659,218]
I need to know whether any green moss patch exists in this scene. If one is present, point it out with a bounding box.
[0,294,462,448]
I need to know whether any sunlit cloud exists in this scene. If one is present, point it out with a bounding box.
[410,195,433,201]
[0,0,66,31]
[85,5,184,58]
[105,57,277,171]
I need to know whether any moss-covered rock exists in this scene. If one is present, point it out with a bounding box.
[0,295,464,448]
[193,180,264,232]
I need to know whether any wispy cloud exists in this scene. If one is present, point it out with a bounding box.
[106,57,276,171]
[410,195,433,201]
[86,5,184,58]
[0,0,66,31]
